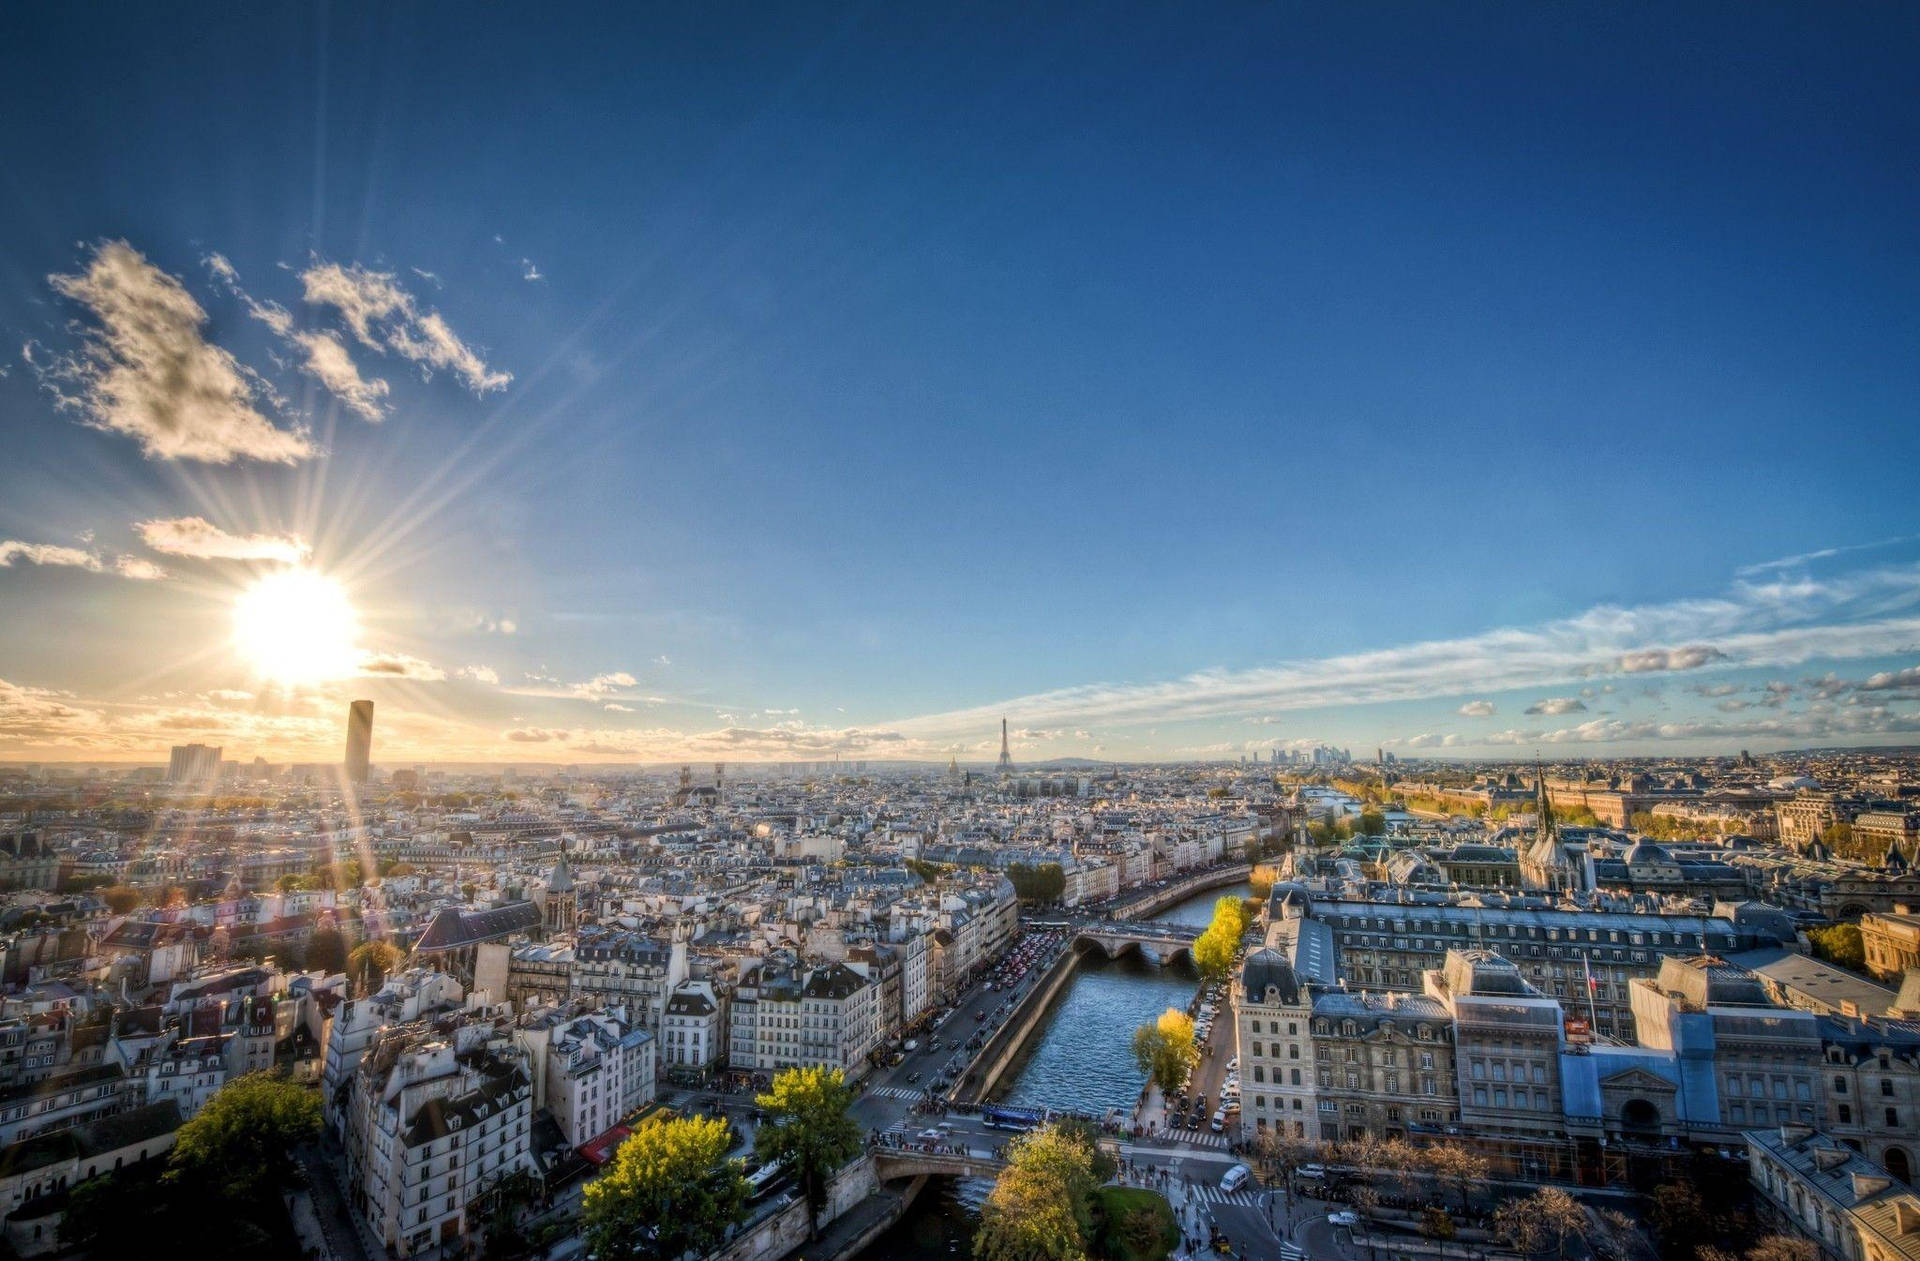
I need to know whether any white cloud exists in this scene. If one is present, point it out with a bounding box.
[1456,700,1495,717]
[603,702,634,713]
[1525,697,1588,716]
[1,540,165,580]
[134,516,310,563]
[520,258,544,282]
[1618,645,1728,673]
[0,542,104,571]
[206,253,391,421]
[505,727,568,743]
[455,665,500,685]
[44,241,313,463]
[113,556,169,581]
[300,262,510,394]
[572,671,638,699]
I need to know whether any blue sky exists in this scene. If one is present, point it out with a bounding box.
[1,3,1918,763]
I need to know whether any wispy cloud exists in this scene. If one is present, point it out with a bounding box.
[301,262,510,394]
[43,241,314,463]
[1456,699,1495,717]
[1525,697,1588,716]
[134,516,310,563]
[206,253,393,421]
[520,258,544,282]
[1,540,166,580]
[887,561,1920,740]
[455,665,500,685]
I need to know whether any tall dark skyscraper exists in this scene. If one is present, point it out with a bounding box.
[345,699,374,785]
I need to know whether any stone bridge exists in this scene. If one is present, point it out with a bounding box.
[1067,920,1201,966]
[871,1148,1010,1181]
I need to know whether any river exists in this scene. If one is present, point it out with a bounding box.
[858,879,1253,1256]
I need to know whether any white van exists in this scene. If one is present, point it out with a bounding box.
[1220,1163,1251,1193]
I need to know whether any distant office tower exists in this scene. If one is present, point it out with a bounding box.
[345,700,374,784]
[167,743,223,784]
[998,717,1014,773]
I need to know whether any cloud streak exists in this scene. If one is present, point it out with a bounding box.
[886,561,1920,740]
[0,540,166,580]
[301,262,510,394]
[134,516,310,563]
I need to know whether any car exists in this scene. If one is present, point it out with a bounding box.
[1186,1114,1201,1129]
[1328,1211,1359,1228]
[1220,1163,1252,1192]
[1225,1056,1238,1071]
[1210,1111,1225,1132]
[906,1071,921,1083]
[1296,1163,1326,1180]
[917,1128,943,1140]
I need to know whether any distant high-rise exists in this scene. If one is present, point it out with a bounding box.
[345,700,374,785]
[998,717,1013,773]
[167,743,222,784]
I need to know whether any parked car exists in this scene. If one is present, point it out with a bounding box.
[1328,1211,1359,1228]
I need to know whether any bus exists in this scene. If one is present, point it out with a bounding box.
[745,1162,792,1201]
[982,1105,1047,1132]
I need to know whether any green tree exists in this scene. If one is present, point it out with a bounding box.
[754,1065,863,1240]
[102,884,140,914]
[306,925,349,975]
[167,1071,320,1201]
[976,1124,1100,1261]
[349,940,403,991]
[1807,923,1866,972]
[1007,861,1067,903]
[1357,808,1387,836]
[1192,927,1235,981]
[583,1114,747,1261]
[1051,1115,1118,1184]
[1131,1007,1196,1095]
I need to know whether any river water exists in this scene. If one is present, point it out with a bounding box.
[858,880,1252,1257]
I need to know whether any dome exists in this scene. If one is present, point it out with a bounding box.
[1242,949,1301,1005]
[1623,841,1672,865]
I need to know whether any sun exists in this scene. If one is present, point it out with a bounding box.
[232,567,359,685]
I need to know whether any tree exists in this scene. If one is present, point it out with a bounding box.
[102,884,140,914]
[1426,1144,1489,1215]
[306,925,349,975]
[754,1065,863,1241]
[167,1071,320,1201]
[976,1124,1100,1261]
[1523,1186,1589,1259]
[1648,1180,1707,1258]
[1051,1116,1118,1184]
[1495,1196,1550,1257]
[1746,1237,1818,1261]
[1420,1205,1456,1245]
[349,940,403,991]
[1007,862,1067,904]
[1357,808,1387,836]
[1192,928,1236,982]
[583,1114,747,1261]
[1131,1008,1197,1094]
[1808,923,1866,972]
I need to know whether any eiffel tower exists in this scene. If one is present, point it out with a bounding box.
[998,717,1013,774]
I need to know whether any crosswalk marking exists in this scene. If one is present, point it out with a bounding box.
[868,1085,927,1100]
[1189,1185,1266,1207]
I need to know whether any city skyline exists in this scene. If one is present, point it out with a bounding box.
[4,6,1919,764]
